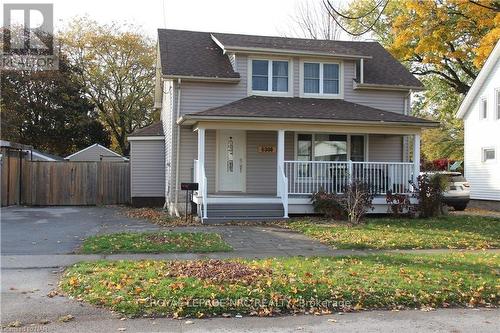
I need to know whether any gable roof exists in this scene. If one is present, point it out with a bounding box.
[456,40,500,118]
[158,29,423,88]
[65,144,126,160]
[179,95,438,127]
[128,122,164,137]
[158,29,239,79]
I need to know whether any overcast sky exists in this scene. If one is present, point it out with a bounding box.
[1,0,328,38]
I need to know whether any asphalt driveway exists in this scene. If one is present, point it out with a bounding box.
[0,206,158,255]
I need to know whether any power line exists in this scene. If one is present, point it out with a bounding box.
[322,0,389,37]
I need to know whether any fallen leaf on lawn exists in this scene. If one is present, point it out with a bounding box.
[58,315,74,322]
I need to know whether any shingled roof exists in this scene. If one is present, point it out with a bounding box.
[158,29,239,79]
[181,96,437,126]
[128,122,164,137]
[158,29,423,88]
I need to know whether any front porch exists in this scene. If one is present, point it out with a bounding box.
[192,127,421,223]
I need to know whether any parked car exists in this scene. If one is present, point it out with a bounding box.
[423,171,470,211]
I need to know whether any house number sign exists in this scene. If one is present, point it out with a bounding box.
[258,145,276,153]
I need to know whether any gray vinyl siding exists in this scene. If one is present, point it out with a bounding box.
[179,56,248,115]
[343,60,407,113]
[368,134,403,162]
[205,130,217,193]
[246,131,277,194]
[130,140,165,197]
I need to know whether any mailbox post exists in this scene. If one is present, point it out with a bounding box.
[181,182,198,222]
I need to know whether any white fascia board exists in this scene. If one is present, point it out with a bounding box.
[456,40,500,119]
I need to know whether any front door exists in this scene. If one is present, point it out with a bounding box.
[217,130,246,192]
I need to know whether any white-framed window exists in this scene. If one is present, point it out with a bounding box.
[295,133,366,161]
[482,147,496,162]
[249,58,292,96]
[480,98,488,119]
[495,88,500,120]
[300,60,342,98]
[295,133,366,178]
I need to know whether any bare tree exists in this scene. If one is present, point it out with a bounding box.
[285,0,342,40]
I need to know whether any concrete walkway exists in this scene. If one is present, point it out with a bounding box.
[3,249,499,269]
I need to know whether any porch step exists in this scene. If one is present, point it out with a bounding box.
[202,217,284,225]
[203,203,285,223]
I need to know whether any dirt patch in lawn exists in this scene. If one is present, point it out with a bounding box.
[165,259,272,284]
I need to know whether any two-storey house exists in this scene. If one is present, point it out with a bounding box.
[128,29,438,223]
[456,40,500,207]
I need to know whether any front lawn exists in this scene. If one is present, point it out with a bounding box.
[80,232,232,254]
[287,215,500,250]
[60,253,499,317]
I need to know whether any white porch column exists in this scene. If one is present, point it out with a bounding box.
[197,127,207,219]
[197,128,205,175]
[413,133,421,185]
[277,129,285,196]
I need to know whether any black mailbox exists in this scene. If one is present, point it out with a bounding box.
[181,182,198,191]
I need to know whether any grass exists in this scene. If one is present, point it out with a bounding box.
[60,253,499,317]
[80,232,232,254]
[286,215,500,250]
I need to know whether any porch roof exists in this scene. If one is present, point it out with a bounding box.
[178,96,439,128]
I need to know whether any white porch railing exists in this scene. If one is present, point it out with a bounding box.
[193,159,208,218]
[277,164,289,218]
[284,161,414,195]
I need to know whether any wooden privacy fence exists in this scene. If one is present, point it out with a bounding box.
[1,160,130,206]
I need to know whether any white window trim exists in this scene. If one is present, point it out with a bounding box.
[247,57,293,97]
[482,147,496,163]
[495,88,500,120]
[293,132,368,162]
[299,59,344,99]
[480,96,488,120]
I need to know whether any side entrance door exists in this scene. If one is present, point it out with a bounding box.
[217,130,246,192]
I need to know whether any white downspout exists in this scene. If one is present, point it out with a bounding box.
[173,78,182,216]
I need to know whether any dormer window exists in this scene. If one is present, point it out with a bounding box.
[249,58,292,96]
[301,61,342,98]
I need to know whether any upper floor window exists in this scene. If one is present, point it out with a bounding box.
[481,98,488,119]
[302,61,341,97]
[251,59,289,93]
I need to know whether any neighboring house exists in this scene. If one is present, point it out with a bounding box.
[129,29,438,222]
[456,40,500,205]
[65,144,128,162]
[28,149,64,161]
[0,140,63,161]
